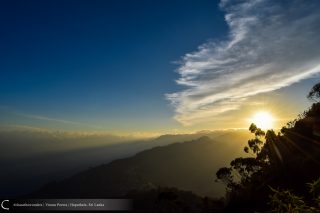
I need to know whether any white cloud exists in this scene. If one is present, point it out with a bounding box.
[167,0,320,125]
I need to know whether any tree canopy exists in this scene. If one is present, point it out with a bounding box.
[216,83,320,212]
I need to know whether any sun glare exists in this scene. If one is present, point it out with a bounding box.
[251,111,274,130]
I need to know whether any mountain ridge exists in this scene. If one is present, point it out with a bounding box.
[33,133,249,198]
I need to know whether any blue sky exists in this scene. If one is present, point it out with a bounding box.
[0,0,227,132]
[1,0,320,134]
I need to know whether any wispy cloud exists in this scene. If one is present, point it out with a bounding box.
[0,106,103,130]
[17,112,105,129]
[167,0,320,125]
[17,113,85,125]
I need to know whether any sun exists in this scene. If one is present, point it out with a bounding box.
[251,111,274,130]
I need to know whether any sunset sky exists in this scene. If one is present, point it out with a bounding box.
[1,0,320,135]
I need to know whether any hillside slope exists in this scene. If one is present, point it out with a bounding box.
[34,132,250,198]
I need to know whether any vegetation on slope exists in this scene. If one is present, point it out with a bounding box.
[216,83,320,212]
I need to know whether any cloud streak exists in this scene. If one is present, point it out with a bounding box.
[167,0,320,125]
[17,112,105,129]
[0,106,103,130]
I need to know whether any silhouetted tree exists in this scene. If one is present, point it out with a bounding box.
[308,82,320,101]
[216,82,320,212]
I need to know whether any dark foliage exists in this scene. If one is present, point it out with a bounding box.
[128,187,224,213]
[216,84,320,212]
[308,82,320,101]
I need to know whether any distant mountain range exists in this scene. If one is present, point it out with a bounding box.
[33,131,251,198]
